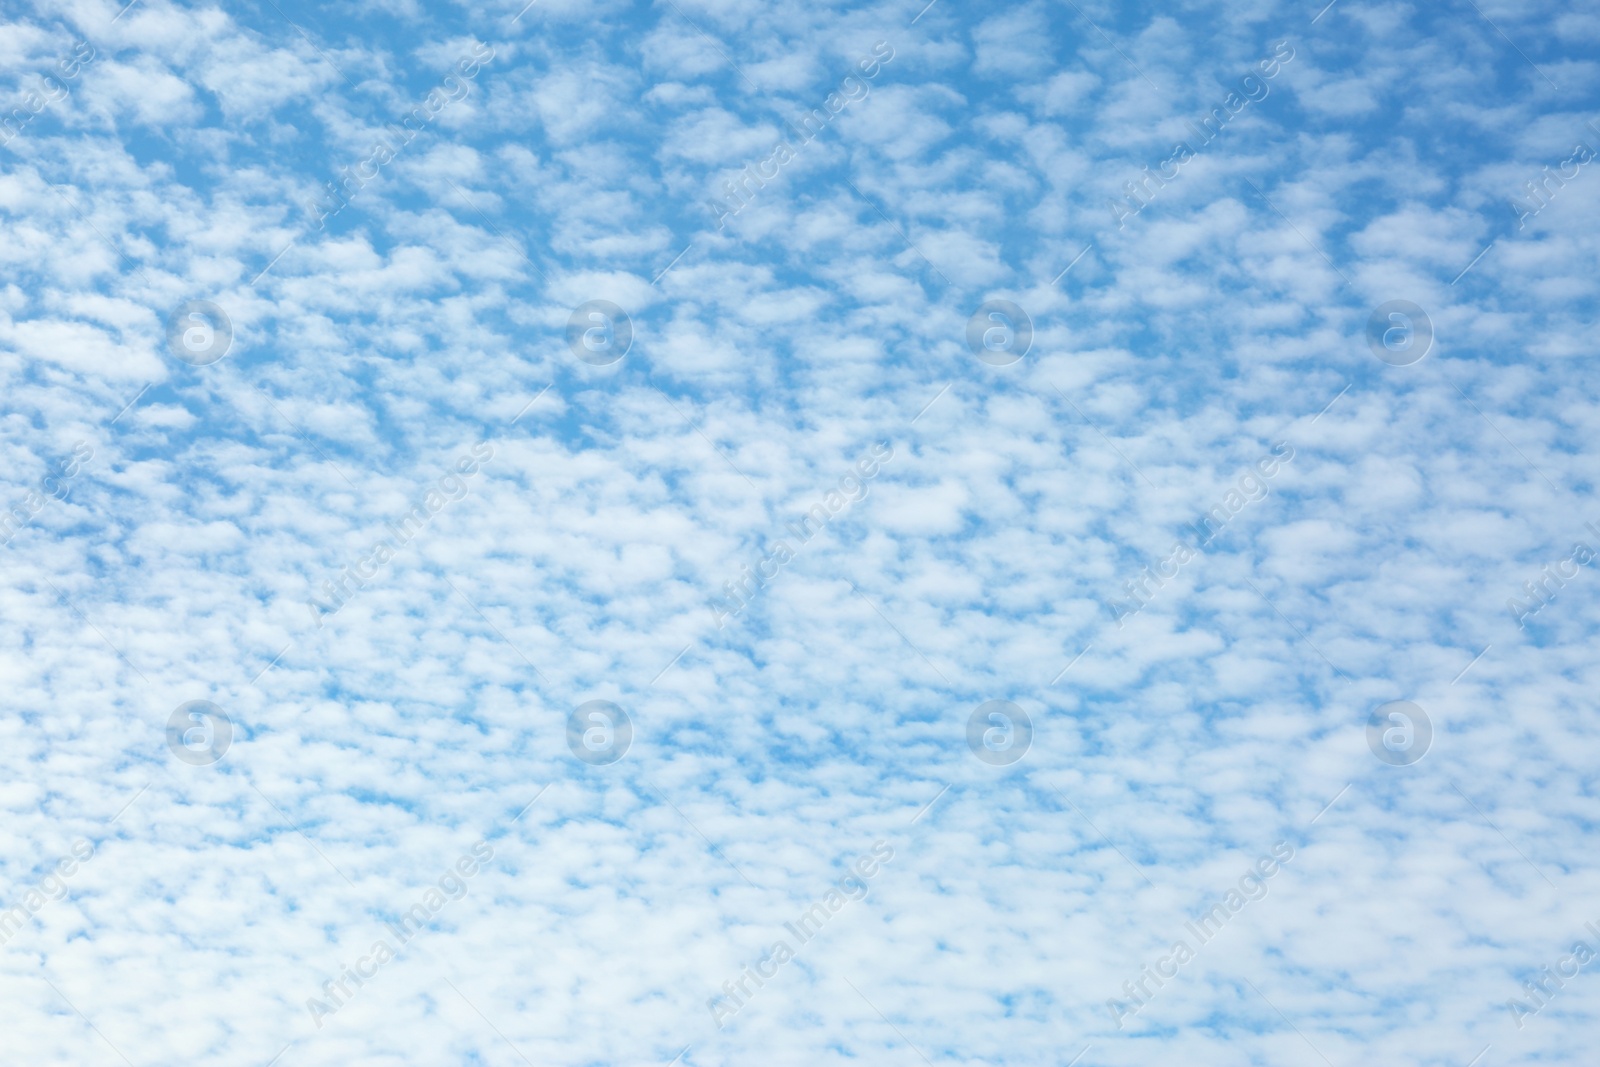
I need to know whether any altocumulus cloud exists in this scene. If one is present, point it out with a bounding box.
[0,1,1596,1066]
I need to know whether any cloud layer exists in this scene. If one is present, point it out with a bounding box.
[1,0,1597,1064]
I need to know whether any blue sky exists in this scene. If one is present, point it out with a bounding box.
[1,0,1597,1064]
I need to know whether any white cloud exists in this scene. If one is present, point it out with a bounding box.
[1,1,1598,1065]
